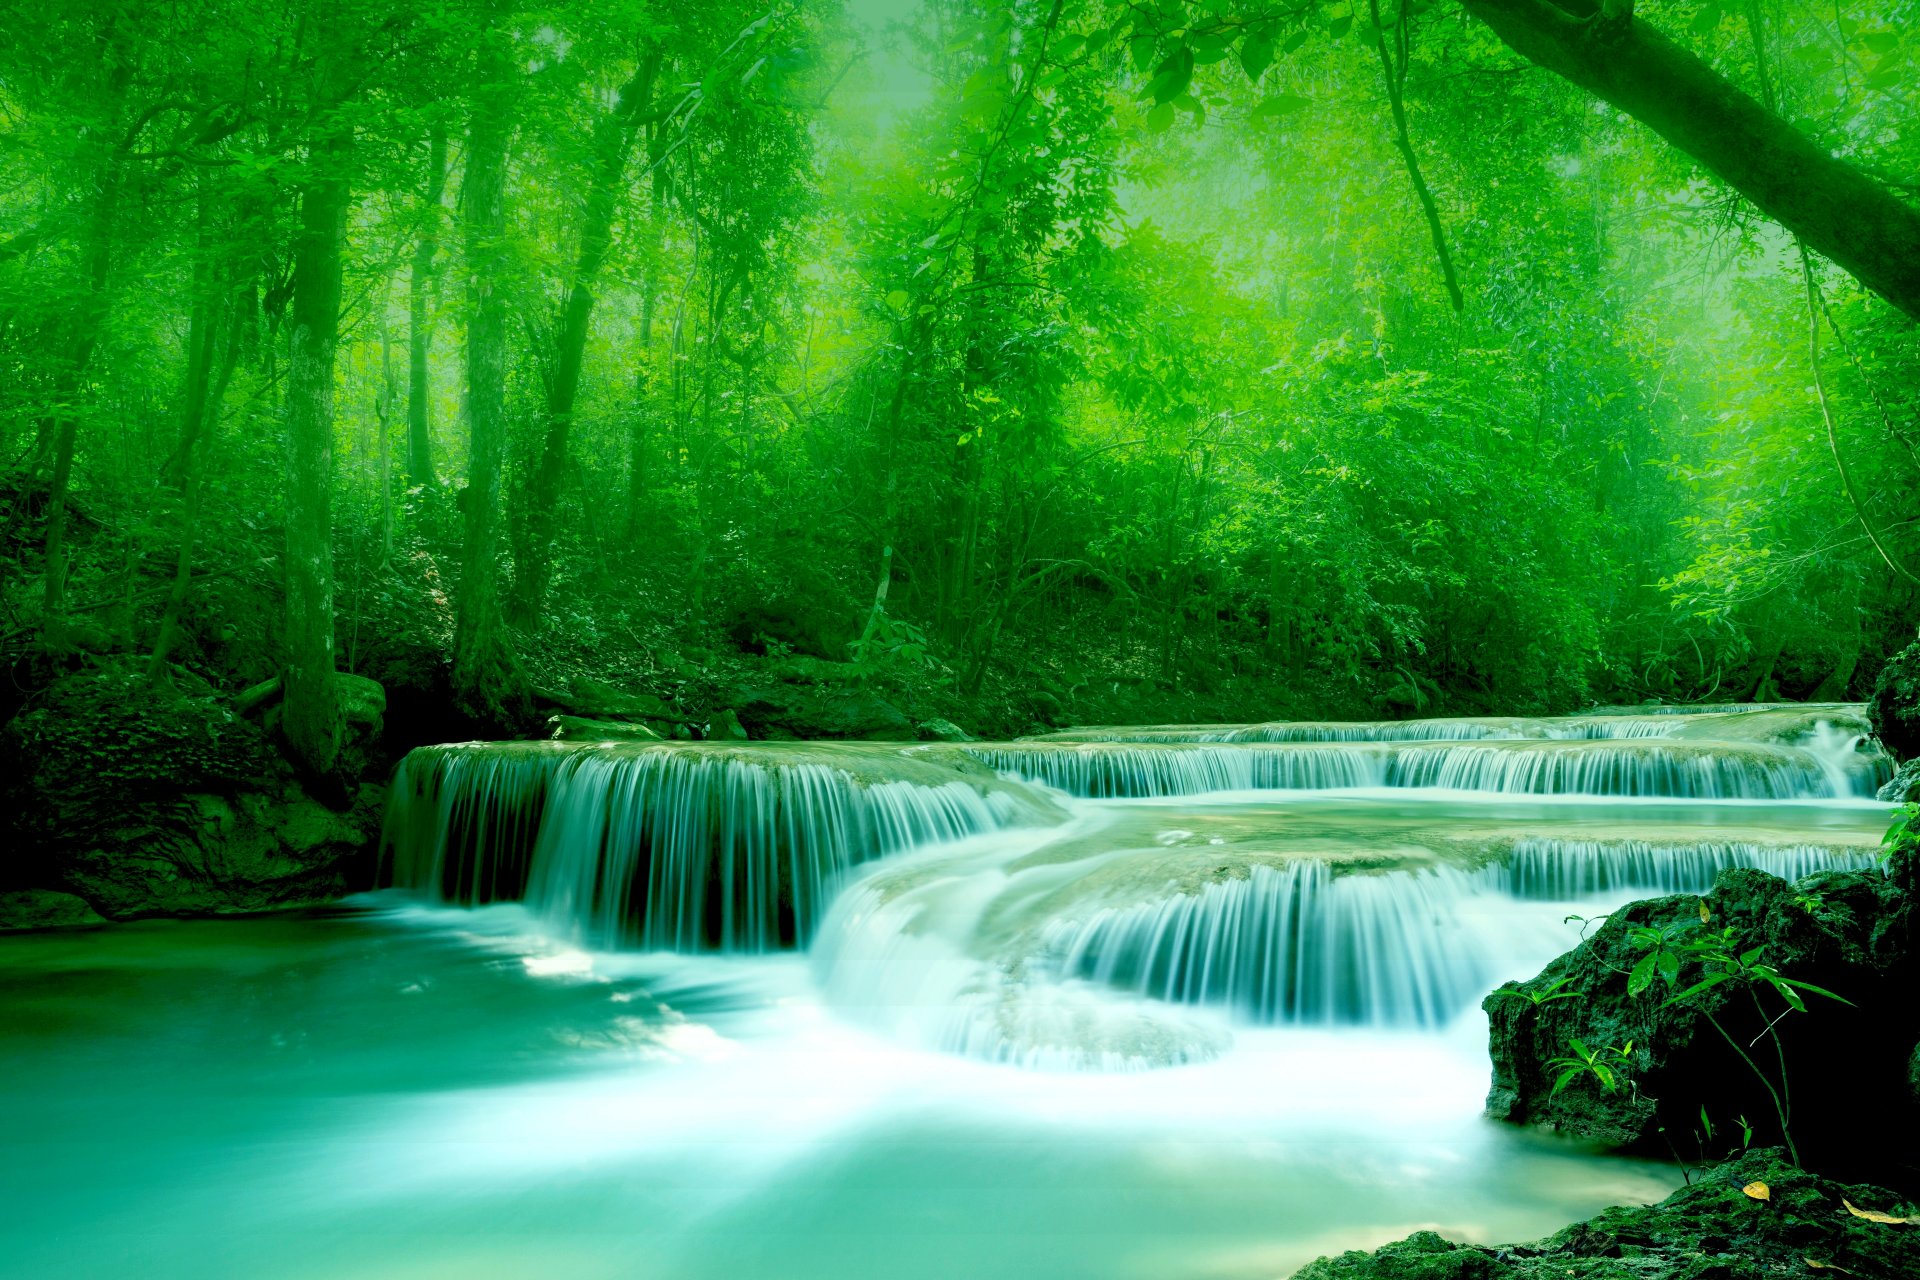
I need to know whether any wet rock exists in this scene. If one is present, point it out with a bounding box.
[0,889,106,931]
[1881,756,1920,803]
[1485,863,1920,1180]
[918,717,972,742]
[1,659,380,922]
[1870,638,1920,761]
[1294,1150,1920,1280]
[548,714,662,742]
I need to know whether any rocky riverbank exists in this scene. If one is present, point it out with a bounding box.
[1297,1149,1920,1280]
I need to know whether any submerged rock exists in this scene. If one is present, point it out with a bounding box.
[1871,639,1920,761]
[1295,1150,1920,1280]
[1484,858,1920,1181]
[548,714,662,741]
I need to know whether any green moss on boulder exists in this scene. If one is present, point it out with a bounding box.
[1295,1151,1920,1280]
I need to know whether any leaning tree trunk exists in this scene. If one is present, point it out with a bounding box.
[1458,0,1920,321]
[280,131,351,780]
[406,123,448,487]
[510,55,658,624]
[452,27,529,727]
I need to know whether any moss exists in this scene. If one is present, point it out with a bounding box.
[1296,1151,1920,1280]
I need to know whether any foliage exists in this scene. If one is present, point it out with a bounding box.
[0,0,1916,738]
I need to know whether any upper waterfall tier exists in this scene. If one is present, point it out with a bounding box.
[962,732,1886,800]
[1025,703,1871,746]
[381,741,1061,952]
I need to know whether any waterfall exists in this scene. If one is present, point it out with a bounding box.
[1046,863,1570,1029]
[965,738,1862,800]
[1491,838,1878,899]
[383,742,1054,952]
[1031,716,1681,744]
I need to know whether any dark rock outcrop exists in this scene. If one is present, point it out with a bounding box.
[1295,1150,1920,1280]
[727,679,914,740]
[1485,858,1920,1184]
[1,660,381,928]
[1871,638,1920,761]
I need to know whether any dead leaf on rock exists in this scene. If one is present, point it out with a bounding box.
[1743,1181,1771,1201]
[1700,900,1712,923]
[1843,1198,1920,1225]
[1805,1259,1853,1274]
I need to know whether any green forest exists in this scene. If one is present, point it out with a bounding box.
[5,0,1918,771]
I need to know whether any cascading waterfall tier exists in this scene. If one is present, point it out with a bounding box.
[810,795,1887,1065]
[1028,704,1874,747]
[382,741,1059,952]
[963,734,1885,800]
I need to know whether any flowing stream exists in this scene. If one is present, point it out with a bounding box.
[0,705,1892,1279]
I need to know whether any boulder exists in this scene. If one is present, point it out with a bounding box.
[561,675,669,721]
[1295,1150,1920,1280]
[1870,638,1920,761]
[918,717,972,742]
[727,681,914,740]
[1484,860,1920,1180]
[1,660,380,924]
[708,709,750,741]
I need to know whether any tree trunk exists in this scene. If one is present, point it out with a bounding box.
[511,55,659,623]
[280,128,352,781]
[1458,0,1920,320]
[406,123,447,487]
[452,27,529,727]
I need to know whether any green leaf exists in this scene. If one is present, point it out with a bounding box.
[1251,93,1312,120]
[1239,33,1275,82]
[1145,47,1195,104]
[1628,952,1657,997]
[1690,4,1722,35]
[1773,976,1855,1006]
[1283,29,1310,53]
[1661,971,1731,1007]
[1145,100,1177,131]
[1328,13,1354,39]
[1550,1066,1583,1097]
[1658,950,1679,983]
[1130,34,1157,72]
[885,290,909,310]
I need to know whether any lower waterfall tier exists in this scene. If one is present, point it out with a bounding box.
[810,797,1887,1068]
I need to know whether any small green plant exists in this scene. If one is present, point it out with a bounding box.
[1883,802,1919,858]
[1491,974,1581,1007]
[1548,1037,1633,1097]
[1628,900,1852,1167]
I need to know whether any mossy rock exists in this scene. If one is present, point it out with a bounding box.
[1485,860,1920,1180]
[1296,1151,1920,1280]
[1870,639,1920,762]
[1,659,379,921]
